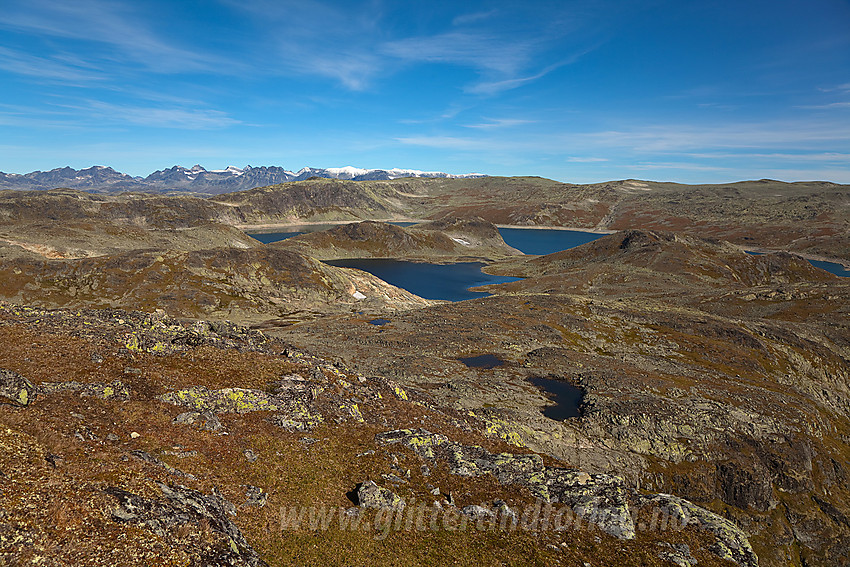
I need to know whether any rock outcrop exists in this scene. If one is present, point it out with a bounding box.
[107,483,267,567]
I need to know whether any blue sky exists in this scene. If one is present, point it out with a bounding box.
[1,0,849,183]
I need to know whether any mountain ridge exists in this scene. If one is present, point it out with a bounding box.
[0,165,487,195]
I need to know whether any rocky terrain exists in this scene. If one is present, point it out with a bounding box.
[278,231,850,567]
[0,176,848,566]
[0,303,755,567]
[2,176,847,264]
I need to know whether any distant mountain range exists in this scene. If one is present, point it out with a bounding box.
[0,165,487,195]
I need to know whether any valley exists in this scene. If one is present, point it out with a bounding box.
[0,176,847,566]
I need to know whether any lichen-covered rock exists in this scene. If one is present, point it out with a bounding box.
[0,369,36,407]
[39,379,130,401]
[243,486,268,508]
[461,504,495,520]
[375,428,448,459]
[356,481,405,511]
[266,402,324,432]
[645,493,758,567]
[159,386,280,414]
[173,410,223,431]
[107,482,268,566]
[656,542,698,566]
[130,450,195,479]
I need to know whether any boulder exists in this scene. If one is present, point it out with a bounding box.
[0,369,36,407]
[355,481,405,511]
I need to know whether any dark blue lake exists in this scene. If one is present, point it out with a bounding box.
[324,259,521,302]
[458,354,504,369]
[250,231,304,243]
[498,227,605,255]
[808,259,850,278]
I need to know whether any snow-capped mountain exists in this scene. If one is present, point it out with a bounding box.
[0,166,148,192]
[0,165,486,195]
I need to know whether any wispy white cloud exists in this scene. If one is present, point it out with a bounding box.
[0,98,242,130]
[566,157,608,162]
[216,0,599,94]
[685,152,850,162]
[582,120,850,152]
[382,32,533,76]
[0,47,105,84]
[1,0,238,74]
[464,51,591,95]
[796,101,850,110]
[67,101,243,129]
[628,162,731,172]
[463,118,536,129]
[818,82,850,93]
[465,67,555,96]
[452,10,499,27]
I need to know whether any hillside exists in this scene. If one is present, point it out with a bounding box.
[279,231,850,567]
[0,247,431,325]
[484,229,837,297]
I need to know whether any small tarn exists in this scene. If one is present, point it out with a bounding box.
[528,376,584,420]
[457,354,504,369]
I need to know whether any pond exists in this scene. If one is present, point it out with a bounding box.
[527,376,584,420]
[457,354,504,369]
[498,227,605,255]
[249,231,304,243]
[325,259,521,302]
[807,258,850,278]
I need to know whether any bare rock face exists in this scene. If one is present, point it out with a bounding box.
[0,369,36,407]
